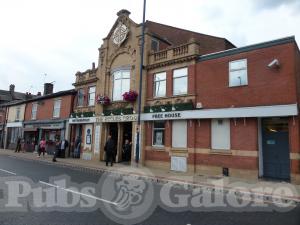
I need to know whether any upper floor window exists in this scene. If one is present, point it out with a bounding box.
[112,70,130,101]
[88,86,96,106]
[16,107,21,120]
[77,89,84,106]
[151,39,159,52]
[173,67,188,95]
[229,59,248,87]
[53,99,61,118]
[31,103,37,120]
[154,72,166,97]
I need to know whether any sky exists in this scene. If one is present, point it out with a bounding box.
[0,0,300,94]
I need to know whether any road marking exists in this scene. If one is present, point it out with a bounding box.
[39,181,118,206]
[0,168,16,175]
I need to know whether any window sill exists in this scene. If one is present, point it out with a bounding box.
[171,148,188,153]
[228,84,248,88]
[152,146,165,151]
[210,149,232,155]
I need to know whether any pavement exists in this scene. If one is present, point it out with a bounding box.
[1,148,300,203]
[0,151,300,225]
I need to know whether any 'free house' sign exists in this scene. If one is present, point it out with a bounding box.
[151,112,182,120]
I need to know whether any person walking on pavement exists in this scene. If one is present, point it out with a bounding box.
[15,137,21,153]
[60,138,69,158]
[53,139,61,162]
[38,138,46,157]
[104,134,116,166]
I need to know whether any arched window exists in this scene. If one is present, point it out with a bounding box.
[112,69,130,101]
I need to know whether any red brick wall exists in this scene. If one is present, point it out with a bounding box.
[0,107,6,124]
[146,74,153,99]
[231,118,258,151]
[145,150,170,162]
[196,43,297,108]
[193,153,258,170]
[25,94,73,121]
[194,119,211,149]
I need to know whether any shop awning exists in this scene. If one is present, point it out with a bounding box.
[23,127,38,132]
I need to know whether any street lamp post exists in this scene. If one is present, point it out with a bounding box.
[135,0,147,164]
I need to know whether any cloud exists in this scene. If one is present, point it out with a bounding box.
[254,0,300,10]
[0,0,299,93]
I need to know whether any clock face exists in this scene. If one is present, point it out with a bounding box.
[112,23,129,46]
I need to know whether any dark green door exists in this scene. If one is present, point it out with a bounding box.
[262,118,290,180]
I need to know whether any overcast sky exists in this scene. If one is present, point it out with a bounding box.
[0,0,299,94]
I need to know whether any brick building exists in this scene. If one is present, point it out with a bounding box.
[67,9,300,183]
[23,84,76,153]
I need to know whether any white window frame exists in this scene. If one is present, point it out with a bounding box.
[152,121,165,147]
[211,118,231,150]
[88,86,96,106]
[53,99,61,118]
[16,106,21,120]
[77,89,84,107]
[172,120,187,148]
[173,67,188,95]
[31,103,38,120]
[229,59,248,87]
[154,72,166,98]
[112,70,130,101]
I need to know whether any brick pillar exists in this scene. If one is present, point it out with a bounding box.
[165,120,172,148]
[188,65,196,95]
[147,74,153,98]
[166,70,173,97]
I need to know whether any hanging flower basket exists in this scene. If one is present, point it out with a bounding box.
[96,95,111,105]
[122,90,138,102]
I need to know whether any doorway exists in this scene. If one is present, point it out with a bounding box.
[262,118,290,180]
[122,122,132,162]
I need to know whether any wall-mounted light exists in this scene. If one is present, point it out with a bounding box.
[172,106,176,111]
[149,107,153,113]
[268,59,280,69]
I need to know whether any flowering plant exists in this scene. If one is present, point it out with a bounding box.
[96,95,111,105]
[122,90,138,102]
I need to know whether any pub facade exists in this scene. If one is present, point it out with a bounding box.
[69,9,300,183]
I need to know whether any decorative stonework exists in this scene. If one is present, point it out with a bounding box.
[112,22,129,46]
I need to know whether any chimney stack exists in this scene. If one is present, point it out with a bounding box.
[9,84,15,93]
[43,83,54,95]
[92,62,95,70]
[37,92,41,96]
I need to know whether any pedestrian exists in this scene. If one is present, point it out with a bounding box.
[60,138,69,158]
[122,139,132,161]
[52,139,61,162]
[104,134,116,166]
[38,138,46,157]
[15,137,21,153]
[74,136,81,158]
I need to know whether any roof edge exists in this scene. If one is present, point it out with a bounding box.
[198,36,295,62]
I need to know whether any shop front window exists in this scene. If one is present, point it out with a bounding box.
[152,121,165,147]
